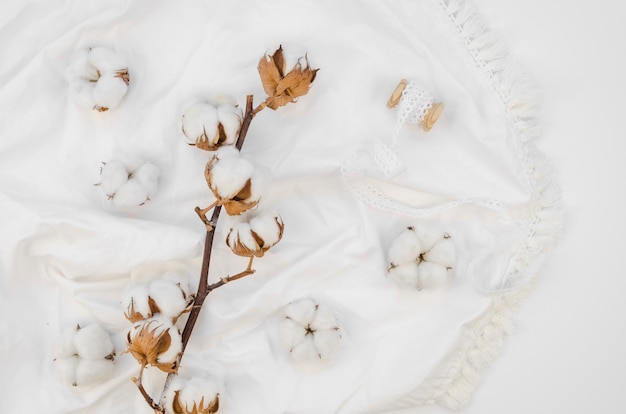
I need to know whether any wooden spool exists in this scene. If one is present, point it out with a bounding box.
[386,80,444,131]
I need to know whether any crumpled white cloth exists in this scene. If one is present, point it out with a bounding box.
[0,0,559,413]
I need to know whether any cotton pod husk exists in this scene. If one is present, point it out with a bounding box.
[164,376,221,414]
[226,211,284,258]
[205,147,271,215]
[258,45,319,110]
[126,316,182,373]
[181,98,242,151]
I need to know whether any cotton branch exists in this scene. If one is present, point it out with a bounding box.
[155,95,261,409]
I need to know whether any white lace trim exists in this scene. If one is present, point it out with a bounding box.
[378,0,564,411]
[340,77,512,221]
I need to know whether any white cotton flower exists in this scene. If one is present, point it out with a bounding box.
[92,72,129,112]
[52,323,116,388]
[122,274,193,323]
[75,358,116,387]
[387,262,420,288]
[208,155,255,199]
[55,357,78,387]
[122,282,153,322]
[73,323,115,360]
[387,226,456,290]
[423,236,455,269]
[97,158,160,207]
[226,211,284,258]
[417,261,449,290]
[132,163,160,198]
[53,326,79,359]
[127,316,182,373]
[88,46,127,73]
[278,298,342,365]
[388,226,422,266]
[284,298,317,326]
[181,98,242,151]
[205,148,271,215]
[99,160,129,197]
[112,178,149,207]
[66,46,130,112]
[148,280,192,321]
[164,375,221,414]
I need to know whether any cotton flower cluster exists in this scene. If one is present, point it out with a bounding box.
[127,316,183,373]
[163,375,221,414]
[279,299,342,365]
[53,323,116,388]
[387,226,456,290]
[66,46,130,112]
[226,211,284,258]
[181,97,243,151]
[121,272,194,323]
[205,147,270,215]
[96,157,160,207]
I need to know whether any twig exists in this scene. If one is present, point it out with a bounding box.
[132,364,163,412]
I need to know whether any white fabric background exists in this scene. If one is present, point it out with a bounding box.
[0,0,623,413]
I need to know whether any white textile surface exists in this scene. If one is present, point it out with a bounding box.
[0,1,560,413]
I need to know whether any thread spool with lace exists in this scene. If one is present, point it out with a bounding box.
[387,79,444,133]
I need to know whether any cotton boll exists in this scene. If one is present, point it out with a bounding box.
[417,261,449,290]
[127,317,182,372]
[416,226,444,251]
[68,79,96,109]
[181,102,219,145]
[215,146,239,159]
[112,178,149,207]
[53,326,79,359]
[75,358,115,387]
[290,335,319,363]
[92,72,128,111]
[284,299,317,326]
[132,163,160,198]
[424,236,455,269]
[388,262,420,288]
[209,156,255,199]
[148,280,190,321]
[388,227,422,265]
[279,317,307,350]
[73,324,115,360]
[231,222,260,250]
[88,46,127,73]
[55,357,78,387]
[249,212,283,247]
[99,160,129,197]
[248,165,271,202]
[216,104,243,144]
[122,282,154,322]
[313,328,341,360]
[66,48,98,81]
[116,154,144,175]
[165,376,220,414]
[310,304,338,331]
